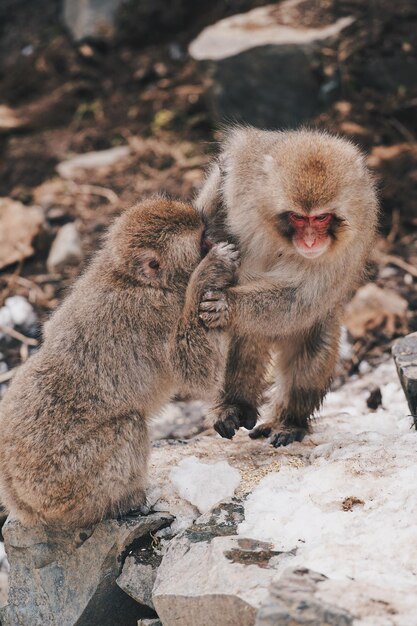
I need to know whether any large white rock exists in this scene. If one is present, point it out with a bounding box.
[188,0,354,128]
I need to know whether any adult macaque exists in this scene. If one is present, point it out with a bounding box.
[0,198,238,528]
[196,127,378,446]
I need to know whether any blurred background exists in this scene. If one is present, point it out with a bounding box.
[0,0,416,401]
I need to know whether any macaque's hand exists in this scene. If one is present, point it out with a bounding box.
[196,243,239,329]
[199,290,229,329]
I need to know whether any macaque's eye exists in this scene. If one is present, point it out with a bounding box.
[289,213,306,224]
[313,213,332,223]
[148,259,160,270]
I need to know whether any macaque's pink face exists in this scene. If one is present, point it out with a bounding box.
[288,211,333,259]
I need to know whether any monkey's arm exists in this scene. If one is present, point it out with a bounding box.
[201,280,313,338]
[171,243,239,397]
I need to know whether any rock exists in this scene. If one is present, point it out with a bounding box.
[63,0,124,40]
[256,568,355,626]
[117,531,164,611]
[189,1,354,128]
[47,222,82,273]
[344,283,408,339]
[1,512,172,626]
[137,620,162,626]
[3,296,36,329]
[56,146,131,179]
[392,332,417,426]
[153,500,290,626]
[0,296,37,340]
[0,199,44,270]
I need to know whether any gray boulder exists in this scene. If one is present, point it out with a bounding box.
[1,512,172,626]
[189,2,354,128]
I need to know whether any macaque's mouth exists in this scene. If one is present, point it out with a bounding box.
[295,239,331,259]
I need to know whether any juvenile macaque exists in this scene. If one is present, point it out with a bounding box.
[196,127,378,446]
[0,198,238,528]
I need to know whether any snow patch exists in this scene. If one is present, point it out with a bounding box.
[170,456,241,513]
[239,361,417,624]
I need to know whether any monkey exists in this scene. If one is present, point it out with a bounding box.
[0,198,239,528]
[196,126,378,447]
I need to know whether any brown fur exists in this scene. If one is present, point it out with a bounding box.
[195,127,378,446]
[0,198,238,527]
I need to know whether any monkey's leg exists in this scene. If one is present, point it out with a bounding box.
[211,334,271,439]
[250,317,340,447]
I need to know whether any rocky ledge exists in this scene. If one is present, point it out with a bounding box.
[1,358,416,625]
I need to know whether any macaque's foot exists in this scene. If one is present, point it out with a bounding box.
[270,429,306,447]
[214,401,258,439]
[250,423,307,447]
[199,290,229,328]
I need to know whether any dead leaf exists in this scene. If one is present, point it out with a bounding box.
[0,199,44,270]
[344,283,408,339]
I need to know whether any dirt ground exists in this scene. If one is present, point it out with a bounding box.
[0,0,416,384]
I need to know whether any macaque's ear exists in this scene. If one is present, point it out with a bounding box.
[136,249,163,279]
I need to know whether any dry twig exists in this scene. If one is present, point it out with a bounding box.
[0,325,38,346]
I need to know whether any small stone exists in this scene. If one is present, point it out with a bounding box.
[56,146,130,179]
[137,620,162,626]
[4,296,37,328]
[392,332,417,426]
[47,222,82,273]
[63,0,124,40]
[117,545,162,611]
[366,385,382,410]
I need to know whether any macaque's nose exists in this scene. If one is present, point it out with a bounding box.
[303,228,317,248]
